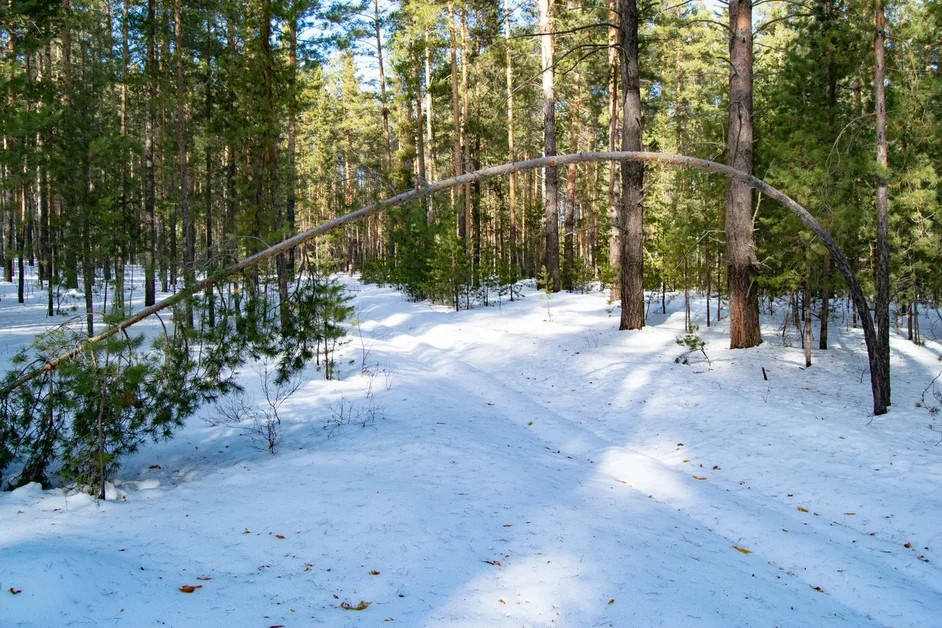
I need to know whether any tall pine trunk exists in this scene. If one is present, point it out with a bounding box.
[873,0,891,408]
[144,0,156,307]
[175,0,193,327]
[504,0,517,272]
[538,0,559,291]
[619,0,644,330]
[726,0,761,348]
[606,0,619,303]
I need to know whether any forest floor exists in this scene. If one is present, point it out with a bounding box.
[1,274,941,627]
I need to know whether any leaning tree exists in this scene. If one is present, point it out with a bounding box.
[0,152,890,416]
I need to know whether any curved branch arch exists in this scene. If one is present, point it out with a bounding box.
[5,152,888,415]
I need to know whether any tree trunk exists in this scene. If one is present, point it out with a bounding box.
[873,0,891,408]
[5,151,890,418]
[461,9,472,246]
[175,0,193,327]
[803,279,812,367]
[504,0,517,272]
[448,2,461,229]
[563,70,581,291]
[538,0,560,291]
[819,255,830,349]
[286,5,297,273]
[726,0,761,348]
[619,0,644,329]
[606,0,619,302]
[375,0,391,174]
[144,0,156,307]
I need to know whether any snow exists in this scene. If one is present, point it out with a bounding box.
[1,273,941,627]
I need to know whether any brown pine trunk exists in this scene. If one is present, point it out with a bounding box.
[424,34,435,186]
[803,279,812,367]
[619,0,644,329]
[607,0,619,302]
[286,7,298,272]
[873,0,891,408]
[448,3,461,229]
[538,0,559,291]
[174,0,193,326]
[504,0,517,272]
[563,71,581,291]
[726,0,761,348]
[819,255,830,349]
[375,0,391,174]
[461,9,472,246]
[144,0,156,306]
[706,251,712,327]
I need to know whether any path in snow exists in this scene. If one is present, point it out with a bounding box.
[1,276,941,627]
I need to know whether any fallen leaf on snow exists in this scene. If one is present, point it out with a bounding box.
[904,542,912,549]
[732,546,752,555]
[340,600,371,611]
[9,588,22,595]
[196,577,212,581]
[484,560,502,567]
[797,507,809,513]
[243,528,250,534]
[369,570,381,575]
[692,475,707,481]
[810,585,824,593]
[275,535,285,540]
[149,464,161,469]
[608,599,615,605]
[499,599,506,604]
[179,585,203,593]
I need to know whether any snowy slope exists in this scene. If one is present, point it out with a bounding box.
[1,275,941,627]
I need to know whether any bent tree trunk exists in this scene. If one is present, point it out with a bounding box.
[3,152,889,416]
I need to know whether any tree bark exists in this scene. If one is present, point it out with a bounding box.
[803,279,812,367]
[538,0,560,291]
[563,70,581,291]
[726,0,761,348]
[819,255,830,350]
[606,0,619,303]
[375,0,391,174]
[619,0,644,329]
[873,0,891,408]
[505,0,517,272]
[144,0,157,307]
[174,0,193,327]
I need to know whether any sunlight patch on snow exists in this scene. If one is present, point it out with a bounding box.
[431,552,592,626]
[596,448,694,504]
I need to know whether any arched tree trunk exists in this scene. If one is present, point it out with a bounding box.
[3,152,888,416]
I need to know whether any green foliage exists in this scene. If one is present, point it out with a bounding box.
[675,326,710,366]
[424,221,471,311]
[0,307,241,494]
[0,267,353,494]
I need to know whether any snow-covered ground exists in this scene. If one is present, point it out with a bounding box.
[1,272,941,627]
